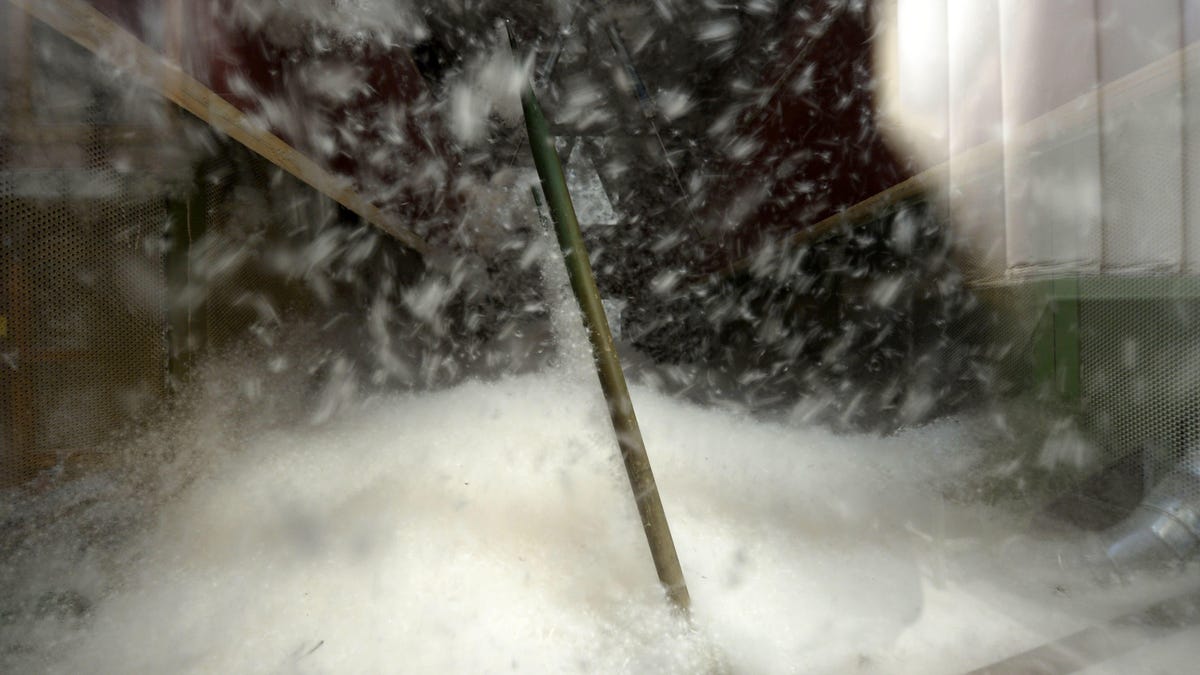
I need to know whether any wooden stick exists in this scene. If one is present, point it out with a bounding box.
[512,26,691,611]
[6,0,429,255]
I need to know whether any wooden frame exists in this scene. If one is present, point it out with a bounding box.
[5,0,430,255]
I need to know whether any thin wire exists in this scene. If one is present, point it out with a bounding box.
[599,14,702,239]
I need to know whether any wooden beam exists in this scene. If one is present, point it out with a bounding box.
[6,0,430,256]
[722,40,1200,277]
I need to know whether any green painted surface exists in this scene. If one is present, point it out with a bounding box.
[982,274,1200,408]
[164,175,206,389]
[1051,277,1081,405]
[1019,277,1082,406]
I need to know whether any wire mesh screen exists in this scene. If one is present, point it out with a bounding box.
[1078,279,1200,484]
[0,6,170,486]
[0,0,402,486]
[197,157,312,356]
[0,177,167,486]
[965,274,1200,504]
[970,283,1050,398]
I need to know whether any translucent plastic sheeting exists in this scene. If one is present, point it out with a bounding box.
[884,0,1200,281]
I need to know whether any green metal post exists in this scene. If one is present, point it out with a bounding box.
[1051,276,1081,405]
[517,37,691,612]
[1032,277,1081,407]
[165,172,206,390]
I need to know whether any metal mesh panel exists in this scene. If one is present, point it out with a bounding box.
[201,159,277,354]
[1078,278,1200,487]
[0,15,374,486]
[0,11,169,486]
[970,282,1050,396]
[0,191,167,486]
[966,274,1200,512]
[1098,85,1185,273]
[178,153,335,359]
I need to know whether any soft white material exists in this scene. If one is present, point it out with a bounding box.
[30,372,1195,674]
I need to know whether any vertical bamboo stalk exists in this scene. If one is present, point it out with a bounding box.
[516,32,690,611]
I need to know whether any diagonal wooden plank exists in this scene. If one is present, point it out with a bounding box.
[720,40,1200,278]
[7,0,430,256]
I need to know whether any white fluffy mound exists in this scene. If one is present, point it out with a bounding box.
[34,375,1194,673]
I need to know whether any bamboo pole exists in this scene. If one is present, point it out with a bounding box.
[6,0,429,256]
[512,28,691,611]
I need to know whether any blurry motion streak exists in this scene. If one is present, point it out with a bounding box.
[537,5,699,236]
[511,25,691,611]
[597,13,698,234]
[4,0,430,256]
[964,586,1200,675]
